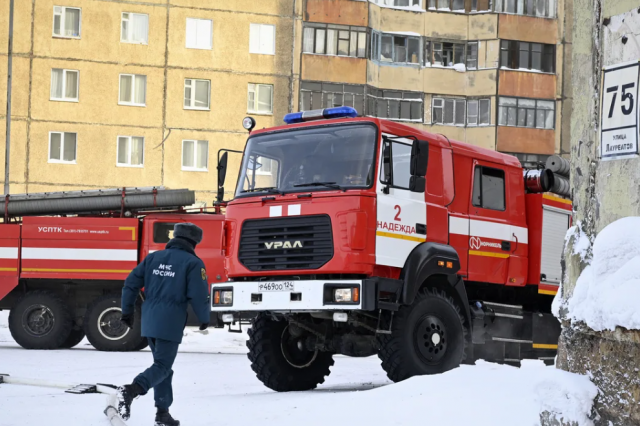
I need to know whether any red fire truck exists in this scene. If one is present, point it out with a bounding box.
[0,188,226,351]
[211,107,572,391]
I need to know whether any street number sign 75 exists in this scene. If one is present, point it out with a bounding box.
[601,62,640,159]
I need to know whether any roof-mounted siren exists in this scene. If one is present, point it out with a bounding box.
[283,107,358,124]
[523,169,555,193]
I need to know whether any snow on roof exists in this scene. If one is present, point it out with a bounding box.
[561,216,640,331]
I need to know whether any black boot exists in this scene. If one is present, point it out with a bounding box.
[116,382,144,420]
[155,408,180,426]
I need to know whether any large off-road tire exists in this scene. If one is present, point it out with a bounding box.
[247,314,335,392]
[60,328,86,349]
[378,287,468,382]
[83,294,145,352]
[8,291,73,350]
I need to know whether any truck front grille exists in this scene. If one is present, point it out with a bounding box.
[238,215,333,271]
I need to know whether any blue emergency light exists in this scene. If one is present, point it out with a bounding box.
[283,106,358,124]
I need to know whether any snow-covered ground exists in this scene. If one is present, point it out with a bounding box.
[0,311,597,426]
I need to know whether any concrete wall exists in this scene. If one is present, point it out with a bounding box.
[554,3,640,425]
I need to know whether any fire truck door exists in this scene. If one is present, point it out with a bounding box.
[375,135,427,268]
[467,162,511,284]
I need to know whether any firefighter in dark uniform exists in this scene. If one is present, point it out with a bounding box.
[116,223,211,426]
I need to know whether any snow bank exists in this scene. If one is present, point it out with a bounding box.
[213,360,596,426]
[566,217,640,331]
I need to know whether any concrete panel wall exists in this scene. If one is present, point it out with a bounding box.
[498,14,558,44]
[468,14,498,40]
[496,126,555,154]
[301,55,367,84]
[0,0,299,200]
[305,0,368,26]
[497,70,557,99]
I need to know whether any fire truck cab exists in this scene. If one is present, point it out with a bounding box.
[212,107,571,391]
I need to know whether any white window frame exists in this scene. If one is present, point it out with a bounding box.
[247,83,274,115]
[116,136,145,168]
[432,97,466,126]
[185,18,213,50]
[48,131,77,164]
[121,12,149,45]
[52,6,82,39]
[118,74,147,107]
[181,140,209,172]
[249,23,276,55]
[184,79,211,110]
[50,68,79,102]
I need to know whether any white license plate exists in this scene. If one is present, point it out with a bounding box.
[257,282,295,292]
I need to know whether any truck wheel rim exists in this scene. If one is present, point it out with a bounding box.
[97,308,130,341]
[22,304,55,337]
[280,326,317,369]
[415,315,448,364]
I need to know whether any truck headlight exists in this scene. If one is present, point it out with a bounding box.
[213,289,233,305]
[222,291,233,305]
[334,287,359,303]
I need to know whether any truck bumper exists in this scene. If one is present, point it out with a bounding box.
[211,279,383,313]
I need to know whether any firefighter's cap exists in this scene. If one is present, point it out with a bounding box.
[173,223,204,245]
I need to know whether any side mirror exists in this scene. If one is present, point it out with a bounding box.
[409,176,426,193]
[216,152,228,203]
[217,152,228,187]
[382,143,391,184]
[410,139,429,177]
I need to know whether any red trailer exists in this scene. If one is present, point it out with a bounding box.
[0,188,226,351]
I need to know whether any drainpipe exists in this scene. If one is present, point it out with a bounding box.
[4,0,14,195]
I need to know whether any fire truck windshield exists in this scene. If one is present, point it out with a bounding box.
[235,123,377,198]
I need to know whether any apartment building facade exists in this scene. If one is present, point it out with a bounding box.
[300,0,571,169]
[0,0,569,204]
[0,0,302,203]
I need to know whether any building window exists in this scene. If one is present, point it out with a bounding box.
[425,41,465,67]
[247,84,273,114]
[494,0,556,18]
[53,6,81,38]
[119,74,147,106]
[432,98,465,125]
[467,99,491,126]
[49,132,77,163]
[249,23,275,55]
[303,24,367,58]
[471,0,492,11]
[498,97,555,129]
[428,0,465,10]
[367,88,423,122]
[433,97,490,126]
[50,69,79,102]
[371,0,422,7]
[184,79,210,110]
[500,40,555,72]
[466,42,478,69]
[121,12,149,44]
[182,140,208,171]
[186,18,213,50]
[300,82,366,114]
[117,136,144,167]
[372,32,421,65]
[472,166,506,211]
